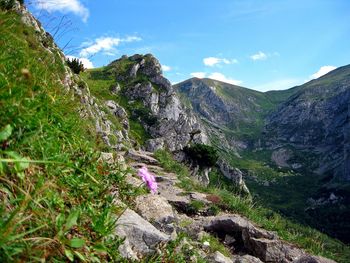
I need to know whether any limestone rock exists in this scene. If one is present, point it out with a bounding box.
[207,251,233,263]
[218,160,250,195]
[126,150,159,165]
[99,152,114,164]
[232,255,263,263]
[115,209,169,260]
[135,194,176,233]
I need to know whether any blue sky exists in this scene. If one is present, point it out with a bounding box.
[27,0,350,91]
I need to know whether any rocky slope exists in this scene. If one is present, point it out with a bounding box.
[107,55,208,152]
[175,78,275,151]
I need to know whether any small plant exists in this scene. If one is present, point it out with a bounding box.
[66,57,85,74]
[184,143,218,168]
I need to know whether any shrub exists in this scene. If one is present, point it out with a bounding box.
[66,57,85,74]
[0,0,16,10]
[184,143,218,167]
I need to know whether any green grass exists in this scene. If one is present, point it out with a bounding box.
[0,9,141,262]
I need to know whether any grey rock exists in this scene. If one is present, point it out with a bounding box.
[126,150,159,165]
[110,83,121,94]
[134,194,176,232]
[207,251,233,263]
[99,152,114,164]
[248,237,304,262]
[293,255,337,263]
[232,255,263,263]
[218,160,250,194]
[115,209,169,260]
[145,138,165,152]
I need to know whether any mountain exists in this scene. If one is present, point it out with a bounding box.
[265,65,350,181]
[175,78,275,138]
[175,68,350,243]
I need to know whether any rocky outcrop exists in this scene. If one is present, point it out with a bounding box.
[218,160,250,194]
[108,54,208,152]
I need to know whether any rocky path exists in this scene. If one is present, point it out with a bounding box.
[111,150,336,263]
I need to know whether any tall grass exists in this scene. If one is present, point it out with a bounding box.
[0,9,134,261]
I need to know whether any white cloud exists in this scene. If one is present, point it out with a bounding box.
[310,65,337,79]
[190,72,207,78]
[250,51,267,61]
[79,36,141,58]
[35,0,89,22]
[208,72,242,85]
[203,57,238,67]
[66,55,94,69]
[162,65,172,72]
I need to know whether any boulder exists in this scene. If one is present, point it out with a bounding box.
[126,150,159,165]
[207,251,233,263]
[218,160,250,195]
[99,152,114,164]
[248,237,303,262]
[135,194,176,234]
[115,209,169,260]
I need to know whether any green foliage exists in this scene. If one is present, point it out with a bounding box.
[184,143,218,167]
[144,233,207,262]
[200,233,231,257]
[0,0,18,10]
[0,10,135,261]
[154,150,190,178]
[66,57,85,74]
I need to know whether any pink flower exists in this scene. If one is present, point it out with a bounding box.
[137,166,158,194]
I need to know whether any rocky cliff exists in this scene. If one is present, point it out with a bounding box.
[265,66,350,181]
[106,54,208,152]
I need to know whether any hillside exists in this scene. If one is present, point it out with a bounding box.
[1,1,350,262]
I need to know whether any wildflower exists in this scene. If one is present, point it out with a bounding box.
[137,166,158,194]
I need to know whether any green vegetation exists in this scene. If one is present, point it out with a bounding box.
[143,233,207,263]
[0,0,23,10]
[154,149,190,179]
[81,67,152,146]
[184,143,218,167]
[200,233,231,257]
[0,9,140,262]
[66,57,85,74]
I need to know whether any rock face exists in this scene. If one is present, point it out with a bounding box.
[108,54,208,152]
[266,65,350,181]
[175,78,270,127]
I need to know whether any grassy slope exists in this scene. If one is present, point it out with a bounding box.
[0,9,142,262]
[81,66,151,146]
